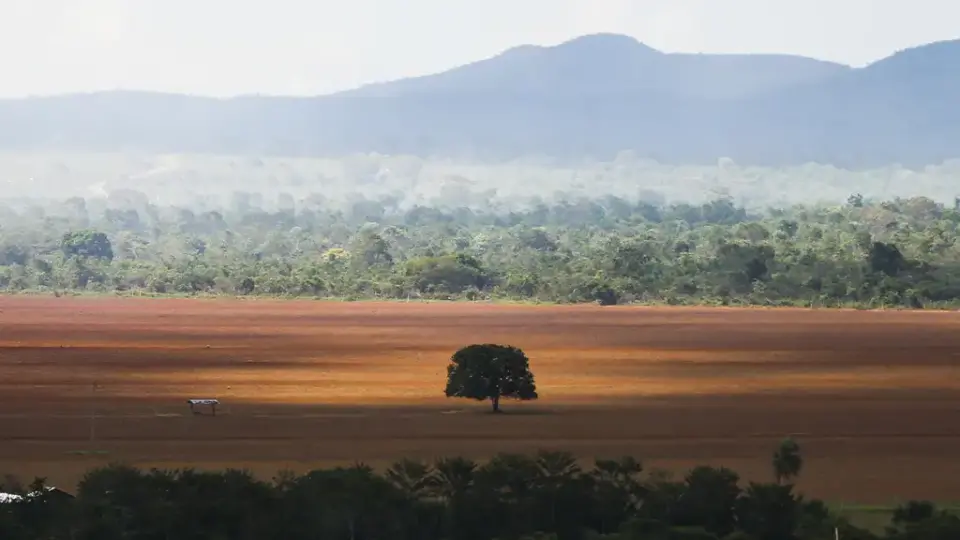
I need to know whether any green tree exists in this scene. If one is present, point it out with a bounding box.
[736,483,802,540]
[674,466,741,537]
[444,344,538,412]
[891,500,937,528]
[61,230,114,261]
[350,227,394,268]
[869,241,907,276]
[887,502,960,540]
[405,254,488,294]
[385,459,434,500]
[590,456,645,534]
[0,242,28,266]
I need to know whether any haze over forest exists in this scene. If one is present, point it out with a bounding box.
[0,31,959,214]
[1,30,958,307]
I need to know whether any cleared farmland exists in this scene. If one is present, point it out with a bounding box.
[1,296,959,503]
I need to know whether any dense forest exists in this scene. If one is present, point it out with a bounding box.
[1,442,956,540]
[2,192,960,308]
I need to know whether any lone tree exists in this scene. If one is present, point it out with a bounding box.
[444,344,538,413]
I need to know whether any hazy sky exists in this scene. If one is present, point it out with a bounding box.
[2,0,958,98]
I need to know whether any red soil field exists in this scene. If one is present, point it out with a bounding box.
[1,295,960,503]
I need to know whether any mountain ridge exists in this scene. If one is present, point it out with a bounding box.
[341,33,852,100]
[0,33,958,167]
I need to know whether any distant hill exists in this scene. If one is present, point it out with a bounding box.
[0,34,958,167]
[344,33,850,99]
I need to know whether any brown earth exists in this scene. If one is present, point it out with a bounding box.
[1,295,960,503]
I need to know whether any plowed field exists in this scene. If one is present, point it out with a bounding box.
[2,296,959,503]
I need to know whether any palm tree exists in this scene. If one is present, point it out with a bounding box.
[430,456,476,500]
[535,450,582,528]
[772,437,803,485]
[385,459,434,500]
[535,450,581,482]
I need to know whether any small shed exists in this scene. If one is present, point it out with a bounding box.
[40,487,75,502]
[186,398,220,416]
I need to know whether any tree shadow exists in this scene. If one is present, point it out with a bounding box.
[465,405,558,416]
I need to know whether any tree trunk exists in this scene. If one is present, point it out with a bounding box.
[491,395,500,413]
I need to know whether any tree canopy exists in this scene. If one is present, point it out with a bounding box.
[2,192,960,309]
[444,344,538,412]
[1,444,954,540]
[60,230,113,261]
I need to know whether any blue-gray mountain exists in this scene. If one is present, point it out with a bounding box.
[1,34,957,167]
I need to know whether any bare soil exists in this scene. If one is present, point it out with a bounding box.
[2,296,959,503]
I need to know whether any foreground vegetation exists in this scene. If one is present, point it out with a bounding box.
[2,442,956,540]
[2,192,960,308]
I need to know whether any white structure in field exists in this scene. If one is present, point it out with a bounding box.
[0,487,73,503]
[187,398,220,416]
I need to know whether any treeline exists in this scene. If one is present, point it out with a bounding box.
[2,193,960,307]
[2,444,956,540]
